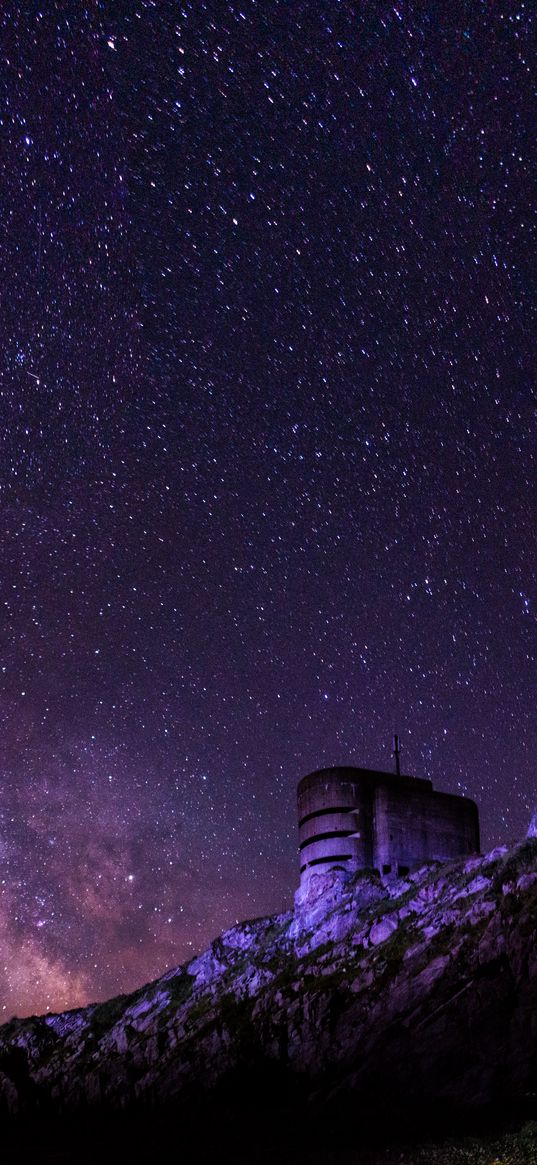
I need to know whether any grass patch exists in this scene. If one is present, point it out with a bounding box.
[90,993,138,1035]
[186,993,216,1030]
[164,972,195,1007]
[379,921,418,968]
[399,1119,537,1163]
[492,839,537,894]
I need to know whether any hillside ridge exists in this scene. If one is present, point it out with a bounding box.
[1,837,537,1134]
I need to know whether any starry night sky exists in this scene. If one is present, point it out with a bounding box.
[1,2,535,1018]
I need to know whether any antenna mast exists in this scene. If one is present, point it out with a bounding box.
[393,734,401,776]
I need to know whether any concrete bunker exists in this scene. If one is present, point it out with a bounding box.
[297,765,480,894]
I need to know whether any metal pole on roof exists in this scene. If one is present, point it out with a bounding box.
[393,734,401,776]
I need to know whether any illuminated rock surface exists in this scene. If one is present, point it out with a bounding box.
[1,840,537,1155]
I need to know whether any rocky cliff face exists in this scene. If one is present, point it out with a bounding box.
[1,839,537,1136]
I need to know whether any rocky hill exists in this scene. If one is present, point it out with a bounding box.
[2,838,537,1160]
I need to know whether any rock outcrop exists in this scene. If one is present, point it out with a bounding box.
[1,839,537,1137]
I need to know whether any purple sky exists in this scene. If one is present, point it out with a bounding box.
[1,1,535,1017]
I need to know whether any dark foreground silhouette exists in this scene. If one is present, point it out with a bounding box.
[3,1094,537,1165]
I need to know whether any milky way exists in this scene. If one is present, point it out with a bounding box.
[1,3,535,1017]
